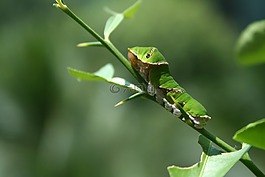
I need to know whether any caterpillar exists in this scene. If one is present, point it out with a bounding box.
[128,47,211,128]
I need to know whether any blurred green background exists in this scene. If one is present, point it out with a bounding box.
[1,0,265,176]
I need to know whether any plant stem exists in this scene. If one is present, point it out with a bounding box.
[54,0,144,83]
[54,1,264,176]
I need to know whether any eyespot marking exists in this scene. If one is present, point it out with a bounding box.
[145,48,156,59]
[146,53,151,58]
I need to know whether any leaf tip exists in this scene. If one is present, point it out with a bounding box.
[77,41,102,47]
[123,0,142,18]
[114,101,124,107]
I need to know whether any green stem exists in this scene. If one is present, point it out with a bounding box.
[54,1,264,176]
[54,0,144,83]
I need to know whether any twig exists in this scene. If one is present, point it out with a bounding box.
[53,1,264,176]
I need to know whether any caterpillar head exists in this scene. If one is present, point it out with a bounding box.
[128,47,168,65]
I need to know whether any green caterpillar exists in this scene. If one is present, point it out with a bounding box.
[128,47,211,128]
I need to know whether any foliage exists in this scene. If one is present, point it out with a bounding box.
[168,136,251,177]
[53,0,265,176]
[68,63,142,93]
[233,119,265,150]
[235,19,265,150]
[236,20,265,65]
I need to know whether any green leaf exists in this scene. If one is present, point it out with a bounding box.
[93,63,114,80]
[167,136,251,177]
[68,63,143,93]
[236,20,265,65]
[104,14,124,40]
[68,63,114,81]
[103,1,141,40]
[77,41,102,47]
[233,118,265,150]
[123,0,142,18]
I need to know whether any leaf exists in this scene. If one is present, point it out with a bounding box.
[167,136,251,177]
[68,63,143,93]
[233,118,265,150]
[77,41,102,47]
[236,20,265,65]
[103,1,141,40]
[68,63,114,82]
[123,0,142,18]
[104,14,124,40]
[93,63,114,80]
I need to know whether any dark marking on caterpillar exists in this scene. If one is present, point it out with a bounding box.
[145,47,156,59]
